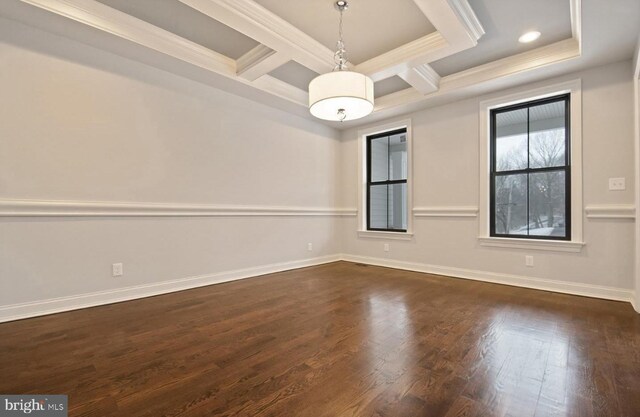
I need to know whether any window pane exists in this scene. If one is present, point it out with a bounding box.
[529,171,566,237]
[529,101,566,168]
[494,174,527,235]
[370,137,388,182]
[387,183,407,230]
[369,184,388,229]
[495,108,528,171]
[389,132,407,180]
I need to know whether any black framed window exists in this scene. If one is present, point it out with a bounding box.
[490,94,571,240]
[367,128,408,232]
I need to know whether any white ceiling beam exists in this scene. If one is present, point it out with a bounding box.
[570,0,582,53]
[355,33,448,81]
[18,0,583,122]
[178,0,335,75]
[252,75,308,107]
[374,88,423,113]
[411,0,484,48]
[20,0,236,76]
[356,0,483,82]
[375,38,580,114]
[236,45,290,82]
[398,64,441,95]
[438,38,580,92]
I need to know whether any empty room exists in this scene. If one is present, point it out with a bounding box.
[1,0,640,416]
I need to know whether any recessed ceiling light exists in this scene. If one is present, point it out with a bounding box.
[519,31,541,43]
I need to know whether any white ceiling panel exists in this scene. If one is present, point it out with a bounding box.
[253,0,437,65]
[269,61,319,91]
[95,0,259,59]
[431,0,572,77]
[375,76,411,98]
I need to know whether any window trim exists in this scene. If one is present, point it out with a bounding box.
[489,93,571,241]
[366,128,408,232]
[479,80,584,252]
[357,119,413,239]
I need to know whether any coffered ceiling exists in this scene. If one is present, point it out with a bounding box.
[430,0,573,76]
[1,0,638,129]
[253,0,437,65]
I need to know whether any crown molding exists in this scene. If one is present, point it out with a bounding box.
[374,88,424,112]
[440,38,580,93]
[15,0,583,124]
[0,199,357,217]
[446,0,486,43]
[398,64,441,95]
[236,45,289,82]
[355,33,448,81]
[20,0,236,75]
[179,0,335,75]
[252,75,308,106]
[411,0,483,48]
[570,0,582,49]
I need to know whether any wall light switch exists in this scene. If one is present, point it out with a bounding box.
[307,243,313,251]
[525,256,534,267]
[609,178,626,191]
[383,243,390,252]
[112,263,123,277]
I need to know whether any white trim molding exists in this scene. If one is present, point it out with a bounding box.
[357,230,414,241]
[0,199,357,217]
[478,79,583,251]
[3,254,634,323]
[634,34,640,313]
[439,38,580,93]
[585,205,636,220]
[478,237,585,253]
[357,118,413,234]
[413,206,478,217]
[0,255,341,323]
[341,254,633,303]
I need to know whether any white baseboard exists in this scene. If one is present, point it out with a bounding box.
[0,255,341,323]
[632,295,640,313]
[1,253,636,323]
[340,254,636,304]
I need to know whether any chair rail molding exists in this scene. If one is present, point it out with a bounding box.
[413,206,478,217]
[0,199,357,217]
[585,204,636,220]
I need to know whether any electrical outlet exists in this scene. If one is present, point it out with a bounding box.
[525,256,534,267]
[112,263,123,277]
[307,243,313,251]
[609,178,626,191]
[383,243,390,252]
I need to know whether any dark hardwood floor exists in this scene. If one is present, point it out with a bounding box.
[1,261,639,416]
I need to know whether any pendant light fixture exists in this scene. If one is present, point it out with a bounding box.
[308,1,374,122]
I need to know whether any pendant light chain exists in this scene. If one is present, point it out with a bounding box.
[308,1,374,122]
[334,4,348,71]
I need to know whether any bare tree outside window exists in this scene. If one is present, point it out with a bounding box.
[491,95,570,240]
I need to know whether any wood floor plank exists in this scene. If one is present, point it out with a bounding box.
[1,261,639,416]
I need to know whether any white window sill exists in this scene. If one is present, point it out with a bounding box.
[478,237,585,253]
[358,230,414,241]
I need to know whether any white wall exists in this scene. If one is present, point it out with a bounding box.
[340,60,637,299]
[0,17,344,319]
[634,38,640,312]
[1,16,638,320]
